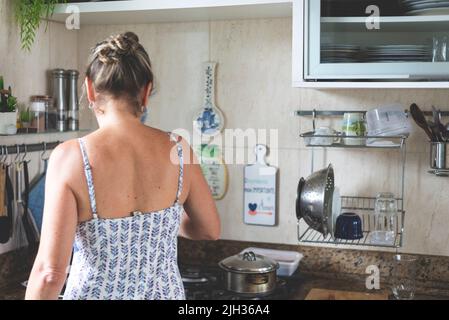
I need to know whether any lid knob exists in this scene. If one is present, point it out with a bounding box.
[242,251,256,262]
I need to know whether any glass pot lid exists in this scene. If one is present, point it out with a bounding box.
[219,251,279,274]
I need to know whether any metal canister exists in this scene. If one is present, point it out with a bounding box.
[51,69,67,132]
[67,70,79,131]
[430,142,449,170]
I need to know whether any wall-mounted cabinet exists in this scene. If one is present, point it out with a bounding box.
[53,0,449,89]
[52,0,293,24]
[292,0,449,88]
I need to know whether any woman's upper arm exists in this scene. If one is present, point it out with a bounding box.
[34,142,79,274]
[180,140,220,240]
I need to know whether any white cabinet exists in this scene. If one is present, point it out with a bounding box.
[52,0,293,24]
[292,0,449,88]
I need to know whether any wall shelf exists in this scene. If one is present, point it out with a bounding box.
[52,0,293,25]
[321,15,449,32]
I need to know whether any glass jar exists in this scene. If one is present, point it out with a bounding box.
[370,192,398,245]
[30,96,54,132]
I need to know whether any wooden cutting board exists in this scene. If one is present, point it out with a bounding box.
[243,145,277,226]
[305,288,389,300]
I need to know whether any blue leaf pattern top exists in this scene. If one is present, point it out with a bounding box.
[63,136,185,300]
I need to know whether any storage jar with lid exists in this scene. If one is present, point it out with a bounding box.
[30,96,52,132]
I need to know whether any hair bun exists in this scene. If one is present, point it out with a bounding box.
[123,32,139,43]
[96,32,140,65]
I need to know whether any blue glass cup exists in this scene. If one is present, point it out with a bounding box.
[334,213,363,240]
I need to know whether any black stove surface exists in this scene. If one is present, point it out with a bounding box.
[180,265,300,300]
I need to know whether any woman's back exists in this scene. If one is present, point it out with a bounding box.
[63,127,186,300]
[73,124,188,223]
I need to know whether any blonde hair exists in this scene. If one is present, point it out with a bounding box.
[86,32,154,115]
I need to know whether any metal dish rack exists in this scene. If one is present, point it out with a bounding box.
[298,196,404,248]
[296,109,408,249]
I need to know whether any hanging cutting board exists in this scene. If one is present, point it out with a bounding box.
[244,145,277,226]
[197,144,228,200]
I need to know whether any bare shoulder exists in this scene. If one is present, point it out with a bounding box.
[47,139,83,179]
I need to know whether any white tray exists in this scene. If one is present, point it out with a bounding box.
[241,247,303,277]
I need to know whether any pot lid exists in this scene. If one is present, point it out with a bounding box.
[219,251,279,274]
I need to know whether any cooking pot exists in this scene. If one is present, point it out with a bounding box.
[219,251,279,295]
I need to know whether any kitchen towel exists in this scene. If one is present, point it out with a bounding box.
[27,161,47,234]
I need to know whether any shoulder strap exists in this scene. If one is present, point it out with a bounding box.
[169,133,184,204]
[78,138,98,219]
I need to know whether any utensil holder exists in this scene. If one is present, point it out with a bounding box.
[430,142,449,170]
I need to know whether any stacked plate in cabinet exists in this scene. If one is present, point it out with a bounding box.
[321,44,361,63]
[364,45,432,63]
[401,0,449,15]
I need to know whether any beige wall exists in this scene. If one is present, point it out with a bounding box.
[1,0,448,256]
[77,18,449,256]
[0,0,80,254]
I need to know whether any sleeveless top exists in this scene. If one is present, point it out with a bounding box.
[63,135,185,300]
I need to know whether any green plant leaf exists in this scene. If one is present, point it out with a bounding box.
[14,0,67,52]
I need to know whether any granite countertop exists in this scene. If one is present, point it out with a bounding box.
[3,271,449,300]
[287,272,449,300]
[3,239,449,300]
[0,282,27,300]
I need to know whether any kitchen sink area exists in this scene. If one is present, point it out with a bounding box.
[2,0,449,305]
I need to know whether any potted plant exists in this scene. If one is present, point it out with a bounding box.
[14,0,67,51]
[0,91,18,135]
[20,107,33,129]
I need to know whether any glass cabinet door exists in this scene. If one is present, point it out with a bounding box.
[306,0,449,81]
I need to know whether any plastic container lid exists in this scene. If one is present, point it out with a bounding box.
[30,101,46,112]
[366,104,411,137]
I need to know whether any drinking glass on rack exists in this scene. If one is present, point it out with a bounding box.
[370,192,398,245]
[392,254,417,300]
[433,36,448,62]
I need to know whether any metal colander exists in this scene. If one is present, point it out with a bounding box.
[296,164,335,237]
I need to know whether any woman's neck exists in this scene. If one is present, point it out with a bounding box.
[95,100,142,128]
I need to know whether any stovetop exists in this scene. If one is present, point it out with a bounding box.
[180,265,301,300]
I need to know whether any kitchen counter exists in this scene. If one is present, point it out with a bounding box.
[2,270,449,300]
[286,272,449,300]
[2,239,449,300]
[0,270,448,302]
[0,282,26,300]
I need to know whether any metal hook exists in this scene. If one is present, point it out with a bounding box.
[0,146,5,164]
[41,142,47,160]
[312,109,317,132]
[21,144,28,162]
[14,144,21,163]
[1,146,5,163]
[4,146,11,167]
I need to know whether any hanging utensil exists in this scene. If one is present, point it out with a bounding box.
[410,103,434,141]
[20,144,39,246]
[428,120,442,142]
[28,143,49,234]
[193,62,225,139]
[432,106,444,142]
[13,145,28,249]
[0,147,13,244]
